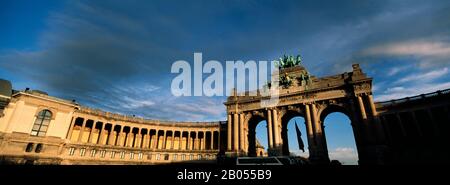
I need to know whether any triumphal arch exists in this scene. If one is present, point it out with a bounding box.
[224,63,388,164]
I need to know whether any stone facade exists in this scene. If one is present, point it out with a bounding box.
[0,90,221,165]
[376,89,450,164]
[224,64,387,164]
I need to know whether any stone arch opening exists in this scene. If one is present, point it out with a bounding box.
[280,110,307,156]
[247,115,266,157]
[319,105,359,165]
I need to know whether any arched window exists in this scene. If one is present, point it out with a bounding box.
[31,109,52,136]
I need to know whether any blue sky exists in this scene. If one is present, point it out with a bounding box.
[2,0,450,164]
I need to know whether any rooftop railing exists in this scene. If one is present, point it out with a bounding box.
[376,88,450,107]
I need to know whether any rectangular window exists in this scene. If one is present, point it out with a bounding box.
[80,148,86,156]
[110,151,116,159]
[68,147,75,156]
[130,152,134,159]
[90,149,96,157]
[147,154,152,160]
[156,154,160,160]
[138,153,143,160]
[198,154,202,160]
[100,150,106,158]
[190,154,193,160]
[173,154,177,160]
[164,154,169,160]
[181,154,186,160]
[120,151,125,159]
[30,131,38,136]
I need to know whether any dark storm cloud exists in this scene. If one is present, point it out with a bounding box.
[1,0,450,120]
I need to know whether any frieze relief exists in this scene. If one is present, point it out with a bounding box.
[354,82,371,94]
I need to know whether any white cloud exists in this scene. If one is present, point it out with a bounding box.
[362,40,450,58]
[396,67,448,83]
[328,147,358,165]
[121,97,155,109]
[387,65,410,76]
[290,149,309,158]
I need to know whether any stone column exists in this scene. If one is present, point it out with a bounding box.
[358,94,373,144]
[77,119,87,142]
[395,113,406,137]
[239,113,245,151]
[124,130,129,147]
[305,104,314,146]
[148,132,152,148]
[108,125,116,145]
[171,131,175,149]
[66,117,76,140]
[367,94,377,116]
[149,131,154,149]
[128,129,133,147]
[244,123,249,152]
[143,130,149,148]
[210,131,214,150]
[233,113,239,151]
[162,130,167,149]
[88,122,96,143]
[155,131,160,149]
[357,95,367,120]
[177,131,181,150]
[135,134,142,148]
[118,126,125,146]
[410,111,422,137]
[426,108,439,136]
[193,132,197,150]
[227,114,232,151]
[367,94,386,143]
[187,132,190,150]
[272,109,280,146]
[135,128,142,148]
[97,123,106,145]
[267,109,273,148]
[311,104,322,147]
[202,131,206,150]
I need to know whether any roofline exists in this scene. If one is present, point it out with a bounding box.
[12,91,79,108]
